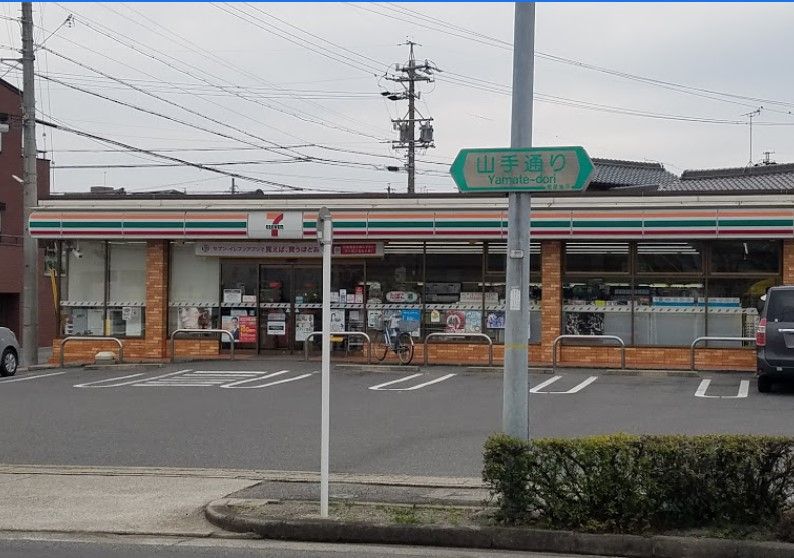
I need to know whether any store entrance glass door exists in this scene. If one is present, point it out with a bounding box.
[258,264,322,353]
[259,266,292,352]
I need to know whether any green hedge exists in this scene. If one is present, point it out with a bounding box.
[483,433,794,532]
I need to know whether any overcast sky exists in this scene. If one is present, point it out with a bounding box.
[2,2,793,195]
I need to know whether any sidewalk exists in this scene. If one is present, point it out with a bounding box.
[0,465,261,536]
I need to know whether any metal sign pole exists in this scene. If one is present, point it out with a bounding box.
[318,207,332,517]
[503,2,535,439]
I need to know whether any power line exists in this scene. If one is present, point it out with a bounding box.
[22,63,305,160]
[41,46,311,158]
[356,2,794,113]
[60,2,387,141]
[36,117,308,191]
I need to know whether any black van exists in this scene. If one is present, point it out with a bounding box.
[756,286,794,392]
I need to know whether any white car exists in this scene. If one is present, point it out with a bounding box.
[0,327,19,376]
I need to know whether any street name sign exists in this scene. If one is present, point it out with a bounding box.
[450,146,594,193]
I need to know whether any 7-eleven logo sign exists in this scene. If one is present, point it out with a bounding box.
[265,212,285,237]
[247,211,302,239]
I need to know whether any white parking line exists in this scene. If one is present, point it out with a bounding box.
[694,379,750,399]
[530,375,598,394]
[219,370,291,388]
[222,372,316,389]
[74,370,191,388]
[0,371,68,384]
[368,373,456,391]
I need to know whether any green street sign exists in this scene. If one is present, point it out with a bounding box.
[450,146,594,193]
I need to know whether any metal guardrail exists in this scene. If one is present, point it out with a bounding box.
[553,334,626,373]
[60,336,123,367]
[690,336,755,370]
[304,331,372,364]
[423,332,493,366]
[170,328,235,363]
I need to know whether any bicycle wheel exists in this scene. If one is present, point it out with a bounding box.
[397,332,414,365]
[373,331,390,362]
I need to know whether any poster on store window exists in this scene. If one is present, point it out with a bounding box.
[178,307,213,330]
[565,312,604,336]
[295,313,314,342]
[329,309,346,332]
[222,309,257,343]
[464,310,482,333]
[445,310,466,333]
[267,321,286,335]
[486,311,506,329]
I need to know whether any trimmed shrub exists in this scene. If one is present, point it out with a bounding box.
[483,433,794,532]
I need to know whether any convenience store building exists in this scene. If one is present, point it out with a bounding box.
[31,159,794,371]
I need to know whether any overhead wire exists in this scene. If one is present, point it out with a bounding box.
[116,2,385,135]
[33,117,363,193]
[65,2,388,142]
[360,2,794,115]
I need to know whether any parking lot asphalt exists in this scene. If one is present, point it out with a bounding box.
[1,361,792,477]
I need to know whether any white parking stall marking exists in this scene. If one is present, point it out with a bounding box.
[368,373,456,391]
[694,379,750,399]
[530,375,598,394]
[135,369,266,388]
[222,371,316,389]
[74,370,190,388]
[0,371,68,384]
[72,368,317,389]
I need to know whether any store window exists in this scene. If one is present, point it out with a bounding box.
[107,242,146,337]
[169,242,220,333]
[563,240,781,348]
[484,242,541,344]
[60,241,106,336]
[633,277,705,346]
[563,277,632,343]
[365,243,423,339]
[564,243,631,343]
[328,264,366,351]
[636,242,702,273]
[566,242,629,273]
[221,262,258,348]
[710,240,779,273]
[707,277,776,343]
[424,242,484,337]
[706,240,781,343]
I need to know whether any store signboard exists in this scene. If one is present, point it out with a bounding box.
[196,241,383,258]
[248,211,304,239]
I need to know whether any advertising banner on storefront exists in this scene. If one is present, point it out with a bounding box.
[196,241,383,259]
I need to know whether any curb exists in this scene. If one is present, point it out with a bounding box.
[205,499,794,558]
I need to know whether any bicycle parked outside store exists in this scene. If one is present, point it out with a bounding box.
[373,313,416,365]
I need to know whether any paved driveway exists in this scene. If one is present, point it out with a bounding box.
[1,361,792,476]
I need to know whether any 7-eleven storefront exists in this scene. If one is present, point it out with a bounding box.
[30,194,794,371]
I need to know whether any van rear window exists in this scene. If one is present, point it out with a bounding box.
[766,291,794,322]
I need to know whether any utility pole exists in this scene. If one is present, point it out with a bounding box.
[21,1,38,368]
[383,42,437,194]
[742,107,762,165]
[503,2,535,440]
[231,177,236,194]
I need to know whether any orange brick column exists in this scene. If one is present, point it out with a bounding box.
[784,240,794,285]
[144,240,169,359]
[539,241,562,364]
